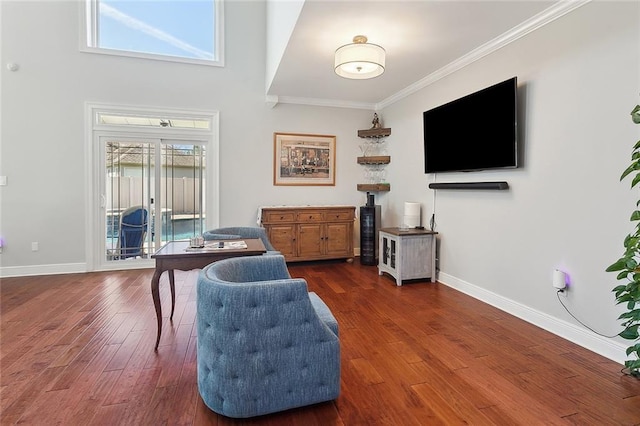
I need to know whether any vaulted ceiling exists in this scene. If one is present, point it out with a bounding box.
[265,0,584,110]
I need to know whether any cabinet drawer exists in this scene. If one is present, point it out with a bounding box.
[263,211,295,223]
[296,211,324,222]
[326,210,354,221]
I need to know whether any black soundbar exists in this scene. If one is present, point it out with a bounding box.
[428,181,509,190]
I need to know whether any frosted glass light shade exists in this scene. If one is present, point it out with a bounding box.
[334,36,385,80]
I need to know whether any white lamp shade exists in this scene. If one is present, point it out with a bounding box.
[335,42,385,79]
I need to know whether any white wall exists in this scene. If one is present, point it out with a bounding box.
[380,1,640,362]
[0,1,370,273]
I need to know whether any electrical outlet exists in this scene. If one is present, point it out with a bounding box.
[31,242,39,252]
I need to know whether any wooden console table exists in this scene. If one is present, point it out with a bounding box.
[260,206,355,262]
[378,227,438,286]
[150,239,266,350]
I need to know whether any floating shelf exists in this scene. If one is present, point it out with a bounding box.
[357,128,391,138]
[357,156,391,165]
[357,183,391,192]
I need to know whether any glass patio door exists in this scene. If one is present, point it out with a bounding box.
[101,137,206,265]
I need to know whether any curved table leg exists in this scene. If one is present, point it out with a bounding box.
[151,268,163,351]
[169,269,176,321]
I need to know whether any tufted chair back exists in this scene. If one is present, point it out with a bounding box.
[197,255,340,418]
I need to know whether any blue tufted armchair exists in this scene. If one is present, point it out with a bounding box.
[196,255,340,418]
[202,226,279,255]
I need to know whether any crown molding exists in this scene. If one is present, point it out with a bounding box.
[376,0,591,110]
[265,94,375,110]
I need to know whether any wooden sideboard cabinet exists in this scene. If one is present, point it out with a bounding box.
[260,206,355,262]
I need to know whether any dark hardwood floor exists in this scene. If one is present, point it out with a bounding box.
[2,259,640,425]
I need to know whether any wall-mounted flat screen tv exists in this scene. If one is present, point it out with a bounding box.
[423,77,518,173]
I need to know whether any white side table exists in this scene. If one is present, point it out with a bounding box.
[378,227,438,286]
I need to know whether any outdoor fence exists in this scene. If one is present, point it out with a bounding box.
[106,176,204,215]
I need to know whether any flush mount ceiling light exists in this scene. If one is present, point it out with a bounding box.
[334,35,385,80]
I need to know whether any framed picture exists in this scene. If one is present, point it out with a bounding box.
[273,132,336,186]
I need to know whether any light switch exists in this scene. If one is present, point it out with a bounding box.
[0,176,6,186]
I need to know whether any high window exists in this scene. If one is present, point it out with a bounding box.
[82,0,224,66]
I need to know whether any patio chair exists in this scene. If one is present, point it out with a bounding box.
[108,205,149,260]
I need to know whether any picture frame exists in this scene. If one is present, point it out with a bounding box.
[273,132,336,186]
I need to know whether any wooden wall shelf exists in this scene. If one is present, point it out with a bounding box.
[357,128,391,138]
[357,183,391,192]
[357,156,391,165]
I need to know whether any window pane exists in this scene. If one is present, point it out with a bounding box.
[160,144,206,242]
[97,0,215,61]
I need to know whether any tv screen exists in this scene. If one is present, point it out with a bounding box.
[423,77,518,173]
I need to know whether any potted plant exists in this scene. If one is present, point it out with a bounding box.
[607,104,640,377]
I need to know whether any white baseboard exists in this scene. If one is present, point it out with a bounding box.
[0,263,88,278]
[438,272,627,365]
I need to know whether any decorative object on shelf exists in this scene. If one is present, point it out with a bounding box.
[606,103,640,378]
[334,35,385,80]
[371,113,381,129]
[273,133,336,186]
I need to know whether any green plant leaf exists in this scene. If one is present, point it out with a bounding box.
[626,258,638,270]
[619,325,639,340]
[624,234,632,245]
[618,309,640,320]
[621,163,640,181]
[607,259,627,272]
[617,271,629,280]
[632,105,640,124]
[631,211,640,221]
[625,343,640,356]
[613,284,628,292]
[632,173,640,189]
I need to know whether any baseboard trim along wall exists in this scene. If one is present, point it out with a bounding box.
[0,263,88,278]
[438,272,627,365]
